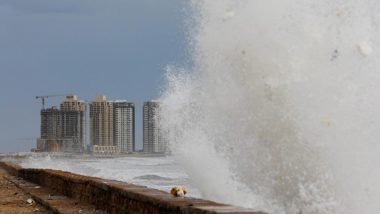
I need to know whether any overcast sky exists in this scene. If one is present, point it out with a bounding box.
[0,0,188,152]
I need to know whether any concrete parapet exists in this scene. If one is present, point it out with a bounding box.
[0,161,265,214]
[0,161,21,176]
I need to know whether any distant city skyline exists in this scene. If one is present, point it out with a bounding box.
[36,94,167,154]
[0,0,189,152]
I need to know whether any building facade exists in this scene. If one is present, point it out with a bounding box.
[60,95,86,151]
[36,94,137,154]
[143,100,166,153]
[37,95,86,153]
[89,95,114,147]
[113,101,135,153]
[37,107,61,152]
[40,107,61,140]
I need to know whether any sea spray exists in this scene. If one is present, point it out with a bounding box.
[160,0,380,213]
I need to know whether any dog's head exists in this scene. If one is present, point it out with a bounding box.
[170,186,187,197]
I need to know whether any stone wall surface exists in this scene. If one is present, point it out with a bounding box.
[0,161,266,214]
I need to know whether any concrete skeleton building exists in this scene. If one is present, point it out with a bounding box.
[37,107,61,152]
[37,95,86,153]
[143,100,167,153]
[40,107,61,140]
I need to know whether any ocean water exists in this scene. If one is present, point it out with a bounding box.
[20,155,202,198]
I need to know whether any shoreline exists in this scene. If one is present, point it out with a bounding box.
[0,152,170,161]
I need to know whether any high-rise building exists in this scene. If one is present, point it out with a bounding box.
[37,95,85,153]
[36,94,136,154]
[143,100,166,153]
[89,95,114,147]
[38,107,61,152]
[113,101,135,153]
[40,107,61,140]
[60,95,86,151]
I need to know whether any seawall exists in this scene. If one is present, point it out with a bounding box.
[0,161,265,214]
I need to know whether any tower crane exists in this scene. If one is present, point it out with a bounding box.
[35,94,72,109]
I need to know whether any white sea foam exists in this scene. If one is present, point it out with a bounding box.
[20,155,201,197]
[160,1,380,213]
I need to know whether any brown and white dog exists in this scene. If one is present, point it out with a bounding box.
[170,186,187,197]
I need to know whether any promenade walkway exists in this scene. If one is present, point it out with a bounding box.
[0,167,48,214]
[0,166,105,214]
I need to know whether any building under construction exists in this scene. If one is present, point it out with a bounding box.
[36,95,86,153]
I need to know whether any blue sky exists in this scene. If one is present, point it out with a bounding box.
[0,0,189,152]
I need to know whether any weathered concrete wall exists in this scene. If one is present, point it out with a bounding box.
[0,161,265,214]
[0,161,21,176]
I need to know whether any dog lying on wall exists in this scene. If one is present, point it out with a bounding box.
[170,186,187,197]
